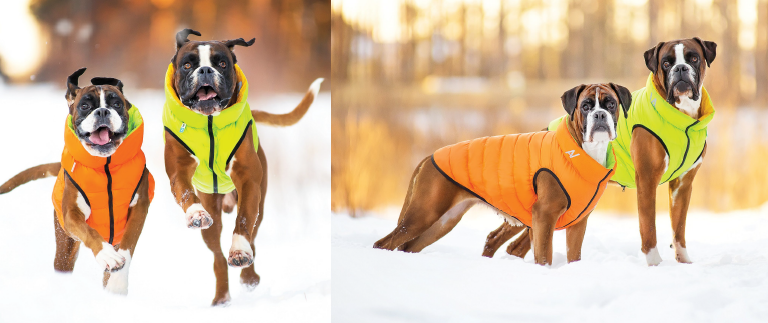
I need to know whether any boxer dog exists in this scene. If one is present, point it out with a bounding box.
[374,83,631,265]
[484,38,717,266]
[0,68,153,294]
[164,29,322,305]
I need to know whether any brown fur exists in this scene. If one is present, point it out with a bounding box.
[376,84,623,265]
[0,163,61,194]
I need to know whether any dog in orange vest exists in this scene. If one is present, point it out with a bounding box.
[0,68,154,293]
[374,83,631,265]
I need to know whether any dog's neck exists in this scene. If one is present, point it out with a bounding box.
[674,85,703,119]
[566,121,610,168]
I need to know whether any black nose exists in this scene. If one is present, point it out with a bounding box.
[593,110,608,122]
[94,108,109,119]
[673,65,689,73]
[199,66,214,75]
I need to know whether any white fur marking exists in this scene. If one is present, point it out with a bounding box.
[95,242,125,271]
[309,78,324,96]
[663,153,669,174]
[671,44,702,118]
[198,45,212,67]
[645,247,662,266]
[185,203,212,229]
[230,234,253,257]
[130,193,139,207]
[105,249,132,295]
[186,203,206,216]
[672,241,692,263]
[76,191,90,220]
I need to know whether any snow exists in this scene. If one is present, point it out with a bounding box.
[333,206,768,322]
[0,84,330,322]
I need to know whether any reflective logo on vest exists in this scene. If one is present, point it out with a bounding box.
[565,150,580,158]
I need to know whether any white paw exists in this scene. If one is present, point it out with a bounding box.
[95,242,125,272]
[228,234,254,268]
[645,247,662,266]
[672,241,692,264]
[186,203,213,229]
[105,249,132,295]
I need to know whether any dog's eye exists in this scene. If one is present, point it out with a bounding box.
[691,56,698,63]
[581,103,590,110]
[79,104,88,110]
[184,62,192,69]
[663,61,671,69]
[606,102,615,109]
[113,102,121,109]
[219,61,227,68]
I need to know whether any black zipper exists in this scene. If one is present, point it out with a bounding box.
[208,115,218,194]
[105,156,115,244]
[664,120,699,183]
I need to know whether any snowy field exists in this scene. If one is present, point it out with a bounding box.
[333,206,768,323]
[0,82,330,322]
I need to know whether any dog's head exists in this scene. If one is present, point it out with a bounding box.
[65,68,131,157]
[561,83,631,144]
[170,29,255,116]
[643,38,717,108]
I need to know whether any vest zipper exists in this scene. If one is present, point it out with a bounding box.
[208,115,218,194]
[664,120,699,183]
[105,156,115,245]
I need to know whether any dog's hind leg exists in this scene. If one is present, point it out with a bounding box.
[399,197,476,253]
[506,227,531,258]
[482,222,525,258]
[53,211,80,273]
[240,145,268,290]
[373,159,464,251]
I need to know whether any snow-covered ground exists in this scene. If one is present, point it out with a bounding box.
[0,83,330,322]
[333,206,768,323]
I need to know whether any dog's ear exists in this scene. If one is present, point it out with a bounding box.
[91,77,124,93]
[222,38,255,64]
[172,29,202,63]
[66,67,86,110]
[693,37,717,67]
[609,83,632,118]
[561,84,586,121]
[643,42,665,74]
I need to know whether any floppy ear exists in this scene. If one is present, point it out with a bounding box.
[609,83,632,118]
[223,38,255,64]
[171,29,202,63]
[643,42,665,73]
[91,77,124,93]
[561,84,586,121]
[66,67,86,107]
[693,37,717,67]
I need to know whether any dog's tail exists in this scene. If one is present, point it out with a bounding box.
[0,163,61,194]
[251,78,323,127]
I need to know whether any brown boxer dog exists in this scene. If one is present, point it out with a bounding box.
[0,68,152,293]
[165,29,322,305]
[485,38,717,266]
[373,83,631,265]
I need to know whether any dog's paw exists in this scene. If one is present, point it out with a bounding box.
[186,203,213,229]
[95,242,125,272]
[228,234,254,268]
[672,241,692,264]
[105,249,132,295]
[645,247,662,266]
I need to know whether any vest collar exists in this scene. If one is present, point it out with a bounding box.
[65,106,144,168]
[164,63,250,129]
[554,120,615,182]
[646,73,715,131]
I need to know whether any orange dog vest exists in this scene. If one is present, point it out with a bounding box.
[52,108,155,245]
[432,121,615,229]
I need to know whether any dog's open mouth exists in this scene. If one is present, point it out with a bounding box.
[196,85,218,101]
[85,126,115,146]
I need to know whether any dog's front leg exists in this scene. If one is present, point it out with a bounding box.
[668,146,704,264]
[531,171,568,266]
[61,182,125,272]
[104,168,152,294]
[227,129,263,275]
[164,132,213,229]
[565,212,591,263]
[631,127,667,266]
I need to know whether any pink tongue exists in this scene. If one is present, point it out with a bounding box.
[89,128,110,145]
[196,88,218,100]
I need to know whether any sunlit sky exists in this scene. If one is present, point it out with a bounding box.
[0,0,45,80]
